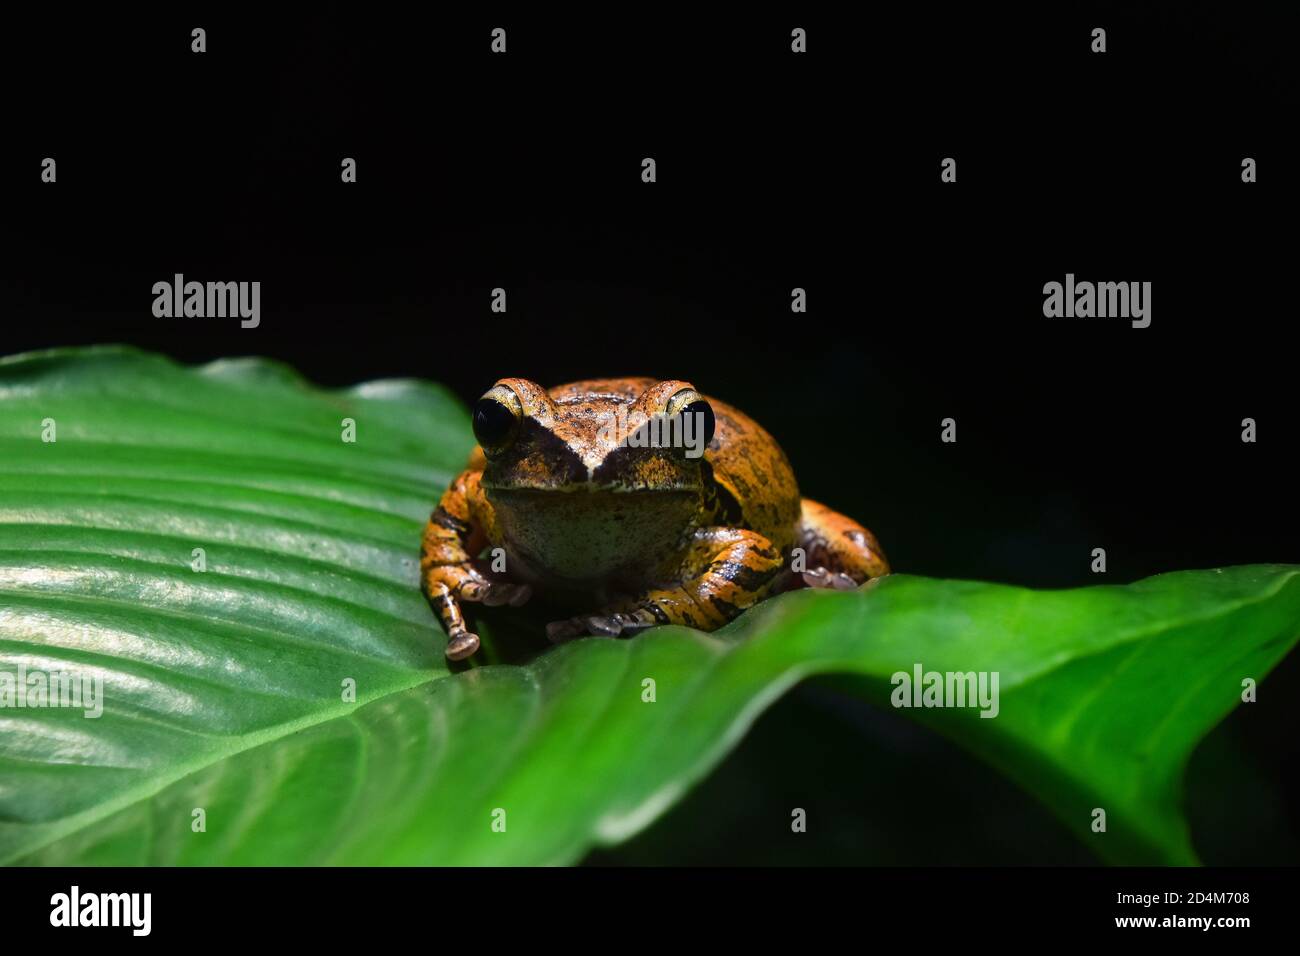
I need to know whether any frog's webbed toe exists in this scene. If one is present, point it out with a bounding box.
[475,580,533,608]
[801,567,860,590]
[795,498,890,587]
[546,609,657,643]
[451,559,533,608]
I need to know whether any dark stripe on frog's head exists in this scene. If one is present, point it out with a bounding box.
[482,416,588,490]
[588,442,704,492]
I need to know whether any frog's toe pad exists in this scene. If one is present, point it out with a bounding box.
[802,567,860,590]
[481,581,532,608]
[445,630,481,661]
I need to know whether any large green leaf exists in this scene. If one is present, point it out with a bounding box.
[0,347,1295,865]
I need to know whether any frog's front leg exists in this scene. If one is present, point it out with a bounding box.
[421,468,531,661]
[795,497,890,589]
[546,527,785,641]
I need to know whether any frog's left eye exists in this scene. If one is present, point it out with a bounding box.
[473,395,520,449]
[666,389,716,449]
[680,399,716,448]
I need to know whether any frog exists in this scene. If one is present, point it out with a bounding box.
[421,377,889,661]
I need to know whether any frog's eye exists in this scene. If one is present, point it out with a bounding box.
[472,394,520,449]
[665,389,716,450]
[680,399,716,449]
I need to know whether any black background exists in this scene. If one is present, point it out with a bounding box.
[1,4,1296,864]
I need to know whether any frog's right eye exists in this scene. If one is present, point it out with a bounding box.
[472,394,520,449]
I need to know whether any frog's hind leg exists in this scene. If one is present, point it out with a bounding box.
[546,527,785,641]
[795,498,889,589]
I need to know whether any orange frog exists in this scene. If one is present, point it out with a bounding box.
[421,378,889,660]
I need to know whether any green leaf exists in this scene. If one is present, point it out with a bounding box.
[1,347,1295,865]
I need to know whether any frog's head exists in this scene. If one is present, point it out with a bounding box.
[470,377,717,583]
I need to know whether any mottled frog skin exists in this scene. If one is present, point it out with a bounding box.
[422,378,889,660]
